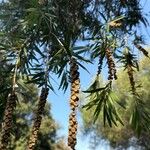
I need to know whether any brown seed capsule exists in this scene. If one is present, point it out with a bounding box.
[69,127,77,133]
[71,83,76,88]
[68,111,78,149]
[70,65,79,72]
[97,53,104,75]
[69,120,76,127]
[71,95,77,100]
[70,101,76,110]
[71,87,79,93]
[74,79,80,85]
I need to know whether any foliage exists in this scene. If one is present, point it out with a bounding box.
[81,57,150,149]
[0,52,68,149]
[0,0,148,91]
[83,78,124,127]
[0,0,150,149]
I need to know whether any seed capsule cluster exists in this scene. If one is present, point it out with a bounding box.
[28,88,49,150]
[69,58,80,111]
[134,43,149,58]
[105,48,117,80]
[68,58,80,150]
[97,55,103,75]
[68,112,78,150]
[127,65,136,94]
[0,93,17,149]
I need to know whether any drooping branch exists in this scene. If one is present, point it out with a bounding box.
[27,88,49,150]
[27,48,50,150]
[105,48,117,80]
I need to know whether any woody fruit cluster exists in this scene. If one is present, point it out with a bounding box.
[0,93,17,149]
[68,58,80,150]
[28,88,49,150]
[106,48,117,80]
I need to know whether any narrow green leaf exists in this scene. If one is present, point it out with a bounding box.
[82,87,105,93]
